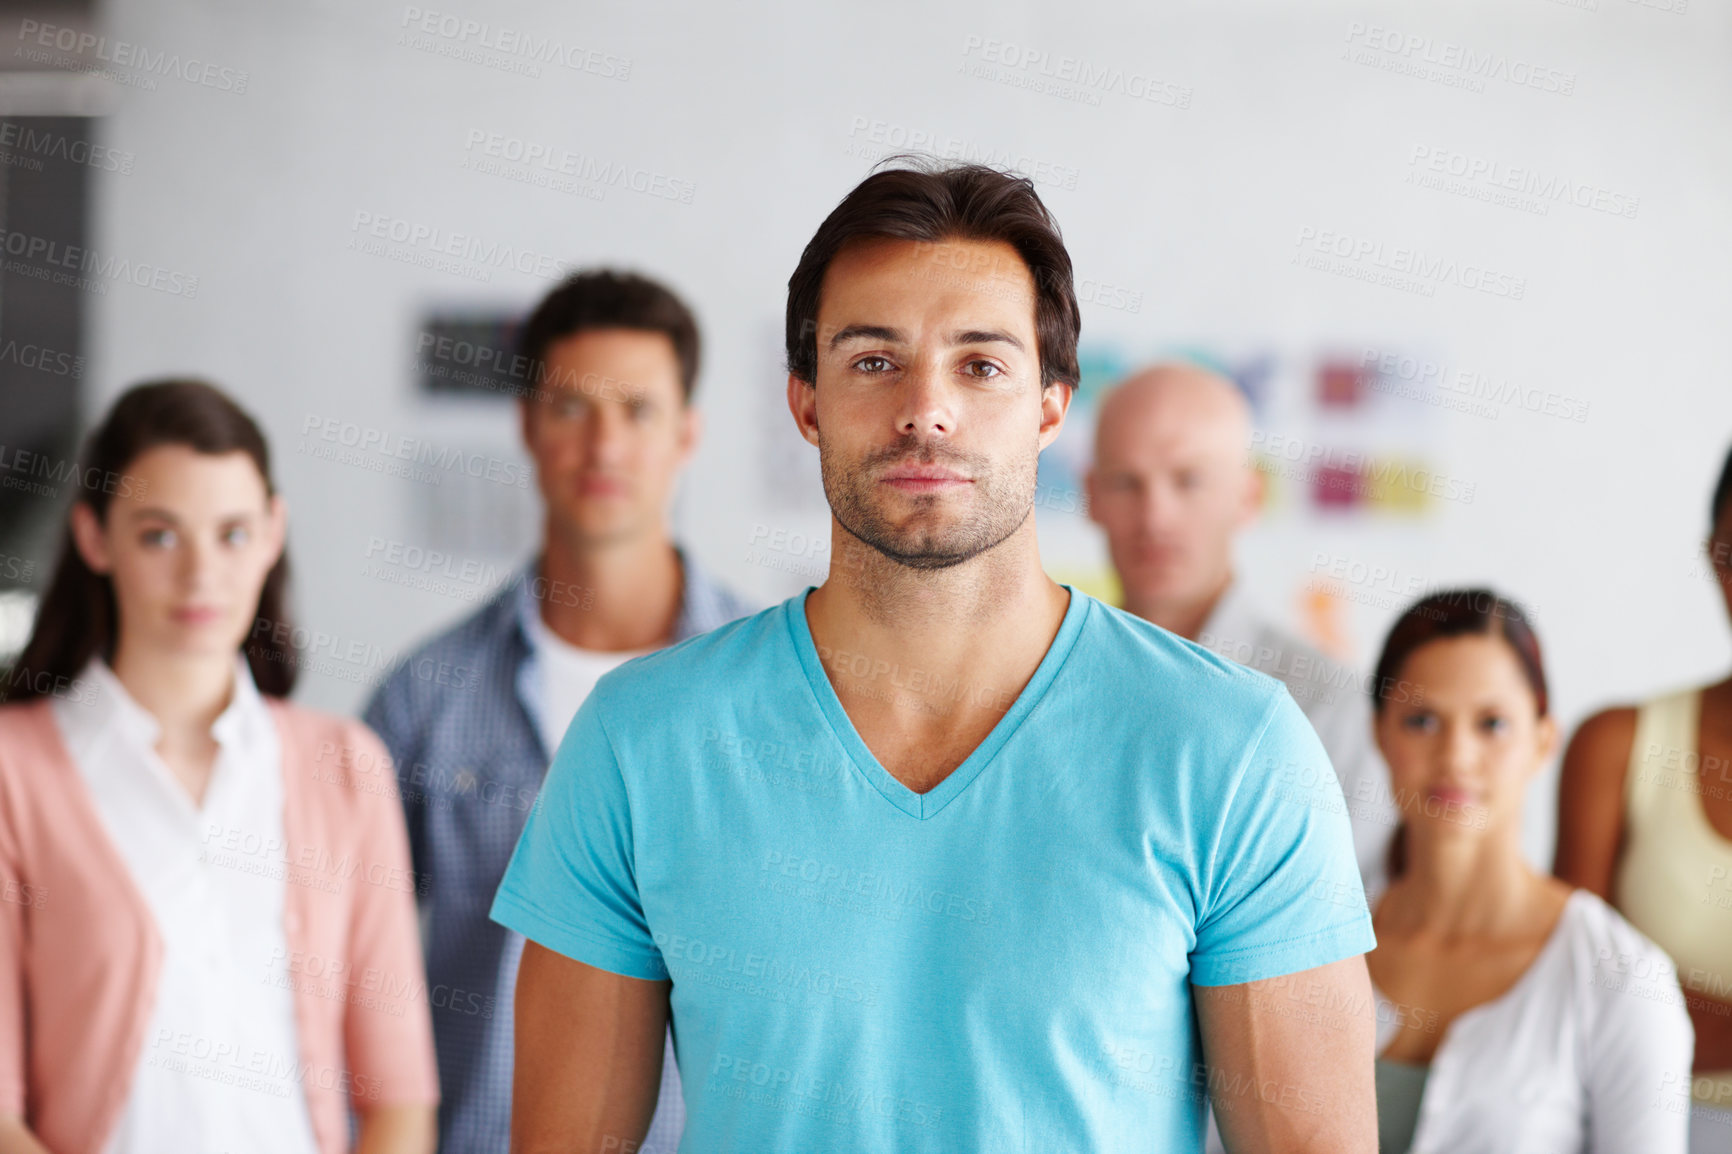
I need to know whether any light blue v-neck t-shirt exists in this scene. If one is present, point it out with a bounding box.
[492,586,1374,1152]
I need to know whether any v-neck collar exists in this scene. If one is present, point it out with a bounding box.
[786,585,1089,820]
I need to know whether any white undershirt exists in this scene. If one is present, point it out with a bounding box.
[52,656,319,1154]
[519,605,652,757]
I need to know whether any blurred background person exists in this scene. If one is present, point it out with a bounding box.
[0,380,436,1154]
[1367,588,1690,1153]
[1087,361,1396,888]
[364,269,750,1154]
[1554,443,1732,1152]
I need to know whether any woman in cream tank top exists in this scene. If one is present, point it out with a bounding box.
[1611,688,1732,1108]
[1556,442,1732,1153]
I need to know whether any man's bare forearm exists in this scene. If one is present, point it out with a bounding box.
[1196,957,1377,1154]
[512,941,670,1154]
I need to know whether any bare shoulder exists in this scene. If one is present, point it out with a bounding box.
[1561,706,1639,784]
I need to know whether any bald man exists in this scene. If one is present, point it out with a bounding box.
[1086,363,1395,890]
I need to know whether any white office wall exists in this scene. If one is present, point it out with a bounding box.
[79,0,1732,861]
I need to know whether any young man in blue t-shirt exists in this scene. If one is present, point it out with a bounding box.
[493,162,1378,1153]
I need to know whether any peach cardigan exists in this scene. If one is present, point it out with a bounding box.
[0,696,438,1154]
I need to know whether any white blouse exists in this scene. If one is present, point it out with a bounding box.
[1372,888,1694,1154]
[53,657,319,1154]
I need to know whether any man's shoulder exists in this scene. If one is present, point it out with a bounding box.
[592,597,793,711]
[1200,607,1334,675]
[677,553,758,632]
[366,584,519,711]
[408,584,519,662]
[1083,594,1284,690]
[1198,604,1370,719]
[1077,595,1289,722]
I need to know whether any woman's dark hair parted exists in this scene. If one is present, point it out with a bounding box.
[784,158,1083,391]
[5,378,297,702]
[516,268,703,402]
[1372,588,1549,720]
[1370,587,1550,878]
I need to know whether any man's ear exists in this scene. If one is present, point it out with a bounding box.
[787,373,820,448]
[676,402,702,468]
[1036,380,1073,450]
[1237,462,1266,528]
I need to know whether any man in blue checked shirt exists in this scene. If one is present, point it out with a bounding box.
[364,268,751,1154]
[494,165,1377,1153]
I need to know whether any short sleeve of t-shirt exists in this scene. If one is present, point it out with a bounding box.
[490,690,667,981]
[1188,686,1376,986]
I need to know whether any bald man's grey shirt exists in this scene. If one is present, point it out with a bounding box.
[1196,578,1396,894]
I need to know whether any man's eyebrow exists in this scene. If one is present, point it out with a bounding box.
[826,325,1027,352]
[828,324,905,349]
[952,329,1025,352]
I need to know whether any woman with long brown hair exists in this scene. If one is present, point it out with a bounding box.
[0,380,436,1153]
[1365,589,1690,1153]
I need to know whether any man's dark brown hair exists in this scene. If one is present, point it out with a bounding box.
[785,159,1082,391]
[518,268,702,402]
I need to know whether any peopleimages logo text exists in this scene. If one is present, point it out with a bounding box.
[400,8,631,78]
[349,211,578,282]
[0,228,199,297]
[1343,22,1575,94]
[1293,227,1525,300]
[15,20,249,92]
[959,35,1192,108]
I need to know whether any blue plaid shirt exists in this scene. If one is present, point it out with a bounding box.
[364,550,753,1154]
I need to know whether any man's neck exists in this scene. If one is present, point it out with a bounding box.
[1123,570,1233,642]
[536,523,683,651]
[805,520,1069,751]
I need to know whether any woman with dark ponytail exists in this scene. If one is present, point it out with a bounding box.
[0,380,436,1153]
[1364,589,1689,1153]
[1555,444,1732,1152]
